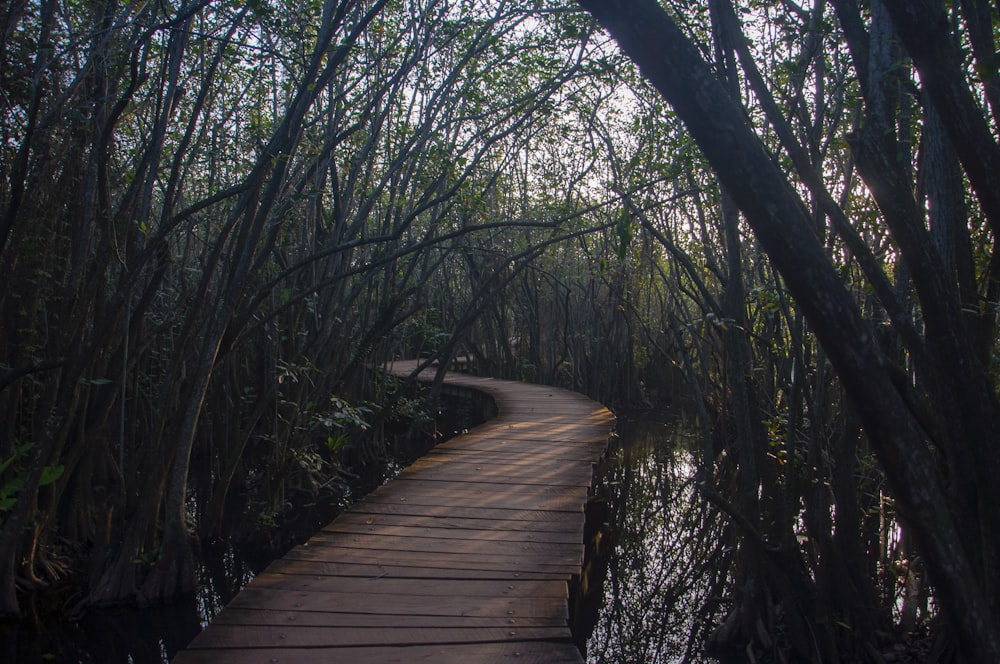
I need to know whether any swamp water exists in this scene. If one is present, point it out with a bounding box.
[584,416,728,663]
[5,415,729,663]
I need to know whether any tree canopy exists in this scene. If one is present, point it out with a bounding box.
[2,0,999,660]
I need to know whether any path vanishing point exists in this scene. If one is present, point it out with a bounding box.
[173,359,615,663]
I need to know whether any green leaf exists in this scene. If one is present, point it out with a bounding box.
[39,465,64,487]
[615,214,632,261]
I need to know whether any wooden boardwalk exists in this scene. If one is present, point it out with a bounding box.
[173,360,615,663]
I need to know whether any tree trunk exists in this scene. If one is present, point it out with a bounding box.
[576,0,1000,659]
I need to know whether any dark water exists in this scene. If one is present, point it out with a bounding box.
[4,412,726,663]
[3,520,272,663]
[585,416,728,664]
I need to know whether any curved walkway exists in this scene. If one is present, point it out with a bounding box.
[173,360,615,663]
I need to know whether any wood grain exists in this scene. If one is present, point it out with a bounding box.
[173,360,614,663]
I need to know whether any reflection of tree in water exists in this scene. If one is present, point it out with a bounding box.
[588,418,729,664]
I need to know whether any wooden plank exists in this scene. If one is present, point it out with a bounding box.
[355,484,585,512]
[328,510,585,534]
[207,607,563,628]
[439,434,608,449]
[174,359,614,664]
[320,519,582,544]
[242,576,569,600]
[410,458,597,479]
[282,544,578,575]
[174,640,585,664]
[186,624,571,648]
[418,447,597,466]
[300,532,583,565]
[221,587,569,619]
[396,467,595,486]
[415,450,593,468]
[346,501,583,522]
[383,478,588,496]
[262,558,568,581]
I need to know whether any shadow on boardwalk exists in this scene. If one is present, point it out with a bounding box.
[173,360,615,663]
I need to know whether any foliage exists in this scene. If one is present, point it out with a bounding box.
[0,0,605,614]
[2,0,998,661]
[313,395,371,453]
[0,442,63,515]
[577,0,1000,661]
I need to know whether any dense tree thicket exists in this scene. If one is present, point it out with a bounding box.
[2,0,998,662]
[577,0,1000,661]
[0,0,603,616]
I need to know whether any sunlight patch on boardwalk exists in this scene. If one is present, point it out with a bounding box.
[174,360,614,663]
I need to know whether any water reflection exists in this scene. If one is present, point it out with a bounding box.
[3,392,483,663]
[2,540,260,664]
[587,416,729,664]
